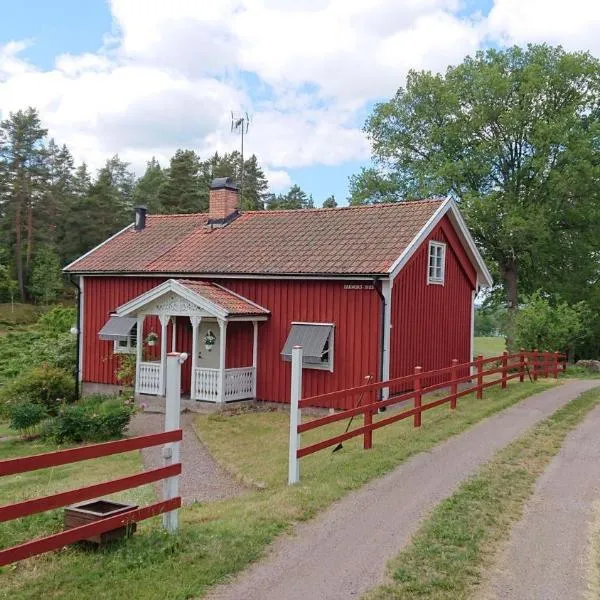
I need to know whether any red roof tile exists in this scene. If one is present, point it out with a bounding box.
[65,201,445,276]
[176,280,269,317]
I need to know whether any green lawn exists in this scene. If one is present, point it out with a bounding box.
[364,386,600,600]
[1,378,557,599]
[473,336,506,358]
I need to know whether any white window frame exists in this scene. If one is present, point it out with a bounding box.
[427,241,446,285]
[291,321,335,372]
[113,323,137,355]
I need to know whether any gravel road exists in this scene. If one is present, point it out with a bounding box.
[128,411,246,504]
[206,380,599,600]
[480,403,600,600]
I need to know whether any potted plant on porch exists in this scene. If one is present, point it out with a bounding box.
[204,330,216,351]
[146,331,158,347]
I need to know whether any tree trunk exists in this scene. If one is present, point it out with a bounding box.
[14,196,25,302]
[500,259,519,351]
[26,197,33,272]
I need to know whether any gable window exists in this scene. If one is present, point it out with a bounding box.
[428,241,446,284]
[281,322,334,372]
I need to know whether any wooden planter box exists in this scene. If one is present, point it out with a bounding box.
[64,499,138,545]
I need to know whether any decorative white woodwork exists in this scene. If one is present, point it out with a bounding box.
[138,361,161,395]
[192,366,255,402]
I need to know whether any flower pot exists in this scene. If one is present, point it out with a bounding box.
[64,499,138,546]
[205,344,213,351]
[147,340,156,347]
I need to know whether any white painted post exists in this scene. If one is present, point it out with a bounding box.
[190,316,201,400]
[171,317,177,352]
[162,351,187,533]
[288,345,302,485]
[135,315,144,395]
[252,320,258,398]
[159,314,169,396]
[218,319,228,403]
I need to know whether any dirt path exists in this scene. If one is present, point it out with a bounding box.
[128,411,246,504]
[206,380,599,600]
[479,404,600,600]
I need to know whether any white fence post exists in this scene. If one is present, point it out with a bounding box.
[162,351,187,532]
[288,345,302,485]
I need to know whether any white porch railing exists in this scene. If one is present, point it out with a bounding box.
[138,361,161,395]
[192,366,256,402]
[224,367,255,401]
[193,367,220,402]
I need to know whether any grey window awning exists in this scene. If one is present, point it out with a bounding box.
[98,316,137,341]
[281,324,332,364]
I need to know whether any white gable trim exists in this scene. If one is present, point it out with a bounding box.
[388,198,492,288]
[63,222,134,272]
[115,279,229,320]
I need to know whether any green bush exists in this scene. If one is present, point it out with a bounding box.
[9,402,48,439]
[48,395,135,444]
[37,305,76,336]
[515,292,589,353]
[0,364,75,416]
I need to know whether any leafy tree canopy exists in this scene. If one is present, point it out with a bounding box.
[352,44,600,347]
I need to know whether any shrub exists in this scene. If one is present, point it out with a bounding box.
[9,402,48,439]
[0,364,76,416]
[49,395,135,444]
[515,292,589,353]
[37,306,77,336]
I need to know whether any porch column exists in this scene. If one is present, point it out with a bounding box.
[252,320,258,398]
[135,314,144,395]
[171,317,177,351]
[189,316,201,400]
[159,314,169,396]
[217,319,228,403]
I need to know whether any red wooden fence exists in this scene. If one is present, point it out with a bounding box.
[293,350,565,463]
[0,429,182,567]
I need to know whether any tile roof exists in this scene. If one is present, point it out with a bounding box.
[176,279,269,317]
[65,200,445,276]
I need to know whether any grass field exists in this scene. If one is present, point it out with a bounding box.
[364,386,600,600]
[473,336,506,358]
[1,378,556,599]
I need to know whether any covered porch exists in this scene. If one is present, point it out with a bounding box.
[101,279,269,403]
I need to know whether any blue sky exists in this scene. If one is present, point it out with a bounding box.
[1,0,598,205]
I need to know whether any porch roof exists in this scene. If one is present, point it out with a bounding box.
[115,278,270,320]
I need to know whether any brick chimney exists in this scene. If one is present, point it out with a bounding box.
[209,177,239,221]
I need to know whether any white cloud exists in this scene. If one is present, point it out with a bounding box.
[263,168,292,192]
[2,0,600,196]
[487,0,600,55]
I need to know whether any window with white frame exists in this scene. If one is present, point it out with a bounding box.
[281,322,335,372]
[114,323,137,354]
[428,241,446,284]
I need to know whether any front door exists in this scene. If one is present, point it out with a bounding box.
[196,320,221,369]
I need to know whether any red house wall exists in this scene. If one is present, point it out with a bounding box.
[82,277,381,409]
[389,216,476,383]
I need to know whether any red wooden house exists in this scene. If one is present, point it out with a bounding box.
[64,178,492,409]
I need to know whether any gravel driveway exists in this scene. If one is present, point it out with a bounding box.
[128,411,246,504]
[480,403,600,600]
[206,380,599,600]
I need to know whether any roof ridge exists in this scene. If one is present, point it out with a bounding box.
[243,198,446,216]
[144,199,446,220]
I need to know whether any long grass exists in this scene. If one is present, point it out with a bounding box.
[1,379,556,599]
[363,386,600,600]
[473,336,506,359]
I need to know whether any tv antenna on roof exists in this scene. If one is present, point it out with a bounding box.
[231,111,251,207]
